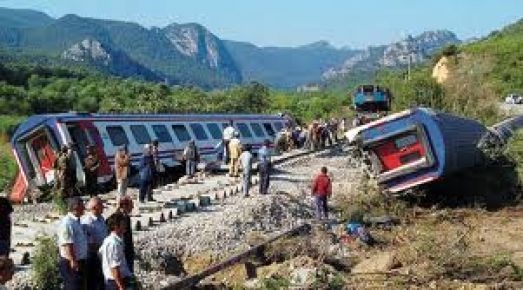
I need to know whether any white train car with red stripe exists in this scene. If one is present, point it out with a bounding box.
[10,112,287,202]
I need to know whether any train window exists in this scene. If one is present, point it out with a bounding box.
[152,125,172,143]
[263,123,275,136]
[172,124,191,142]
[237,123,252,138]
[394,134,418,149]
[106,126,129,146]
[189,123,209,140]
[206,123,223,139]
[273,122,284,132]
[130,125,151,145]
[250,123,265,137]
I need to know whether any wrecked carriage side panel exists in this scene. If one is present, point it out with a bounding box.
[433,112,488,175]
[357,108,489,193]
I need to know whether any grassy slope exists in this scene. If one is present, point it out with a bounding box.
[462,19,523,96]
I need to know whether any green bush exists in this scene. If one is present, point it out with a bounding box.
[31,235,61,290]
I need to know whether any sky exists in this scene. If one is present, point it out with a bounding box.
[1,0,523,48]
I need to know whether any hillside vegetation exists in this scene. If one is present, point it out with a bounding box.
[0,55,349,191]
[376,19,523,124]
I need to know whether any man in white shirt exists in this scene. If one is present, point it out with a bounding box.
[222,120,235,164]
[81,197,108,290]
[99,212,133,290]
[57,197,88,290]
[239,144,253,197]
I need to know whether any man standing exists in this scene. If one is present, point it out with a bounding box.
[99,212,133,290]
[222,120,235,164]
[56,144,75,199]
[81,197,108,290]
[83,145,100,197]
[115,145,130,198]
[228,131,242,178]
[116,196,135,274]
[311,167,332,220]
[258,139,272,195]
[183,140,199,177]
[0,197,13,257]
[239,144,253,197]
[151,139,165,187]
[138,144,154,203]
[57,197,88,290]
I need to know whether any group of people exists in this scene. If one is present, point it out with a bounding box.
[273,117,348,154]
[57,196,135,290]
[53,144,103,199]
[220,121,272,197]
[306,117,347,151]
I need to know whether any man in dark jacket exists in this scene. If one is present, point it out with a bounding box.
[139,144,154,203]
[83,145,100,197]
[116,196,135,274]
[311,166,332,220]
[0,197,13,257]
[183,140,199,177]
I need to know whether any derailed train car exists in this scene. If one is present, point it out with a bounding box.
[347,107,492,193]
[10,112,286,202]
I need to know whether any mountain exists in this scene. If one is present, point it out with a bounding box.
[224,40,358,89]
[323,30,461,80]
[0,7,462,90]
[0,10,242,89]
[0,7,53,28]
[163,23,241,83]
[62,38,161,81]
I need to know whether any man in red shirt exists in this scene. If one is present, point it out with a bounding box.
[312,166,332,220]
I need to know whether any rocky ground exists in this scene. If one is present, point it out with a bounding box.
[7,145,523,289]
[132,148,363,288]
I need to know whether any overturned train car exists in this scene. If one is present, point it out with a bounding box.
[347,107,496,193]
[10,113,287,202]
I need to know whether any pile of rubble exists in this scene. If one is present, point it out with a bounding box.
[134,193,316,286]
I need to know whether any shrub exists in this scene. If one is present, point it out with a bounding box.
[31,235,61,290]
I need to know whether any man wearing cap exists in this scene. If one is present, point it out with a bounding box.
[57,197,88,290]
[115,145,130,197]
[83,145,100,197]
[228,131,242,178]
[81,197,108,290]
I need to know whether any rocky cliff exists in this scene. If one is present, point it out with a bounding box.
[163,23,241,83]
[323,30,460,79]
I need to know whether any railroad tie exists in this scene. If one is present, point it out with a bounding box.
[148,217,154,227]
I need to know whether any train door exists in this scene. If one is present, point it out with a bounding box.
[365,126,435,182]
[28,131,57,184]
[67,121,112,183]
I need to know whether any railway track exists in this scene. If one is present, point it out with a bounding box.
[9,146,338,272]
